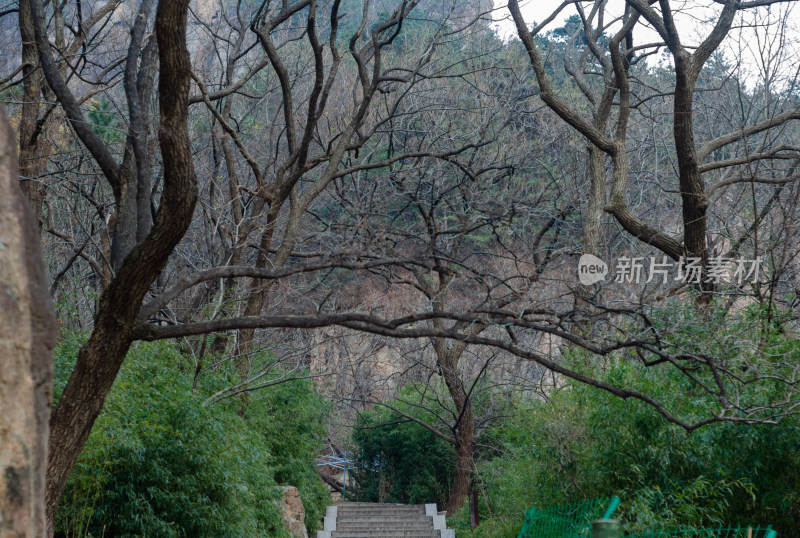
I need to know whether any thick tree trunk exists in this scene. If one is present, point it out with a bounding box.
[435,337,475,516]
[18,0,49,226]
[673,61,709,266]
[0,106,56,537]
[445,399,475,516]
[672,54,714,301]
[44,0,197,528]
[582,144,606,258]
[110,166,140,271]
[574,143,609,321]
[237,208,281,360]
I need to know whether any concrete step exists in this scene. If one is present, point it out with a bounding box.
[336,519,432,524]
[338,503,425,508]
[331,530,441,538]
[338,502,419,506]
[336,508,427,513]
[337,520,434,525]
[317,502,454,538]
[336,525,435,532]
[337,507,426,514]
[336,516,433,524]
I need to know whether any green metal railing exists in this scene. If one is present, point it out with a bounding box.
[516,497,777,538]
[517,496,621,538]
[626,527,777,538]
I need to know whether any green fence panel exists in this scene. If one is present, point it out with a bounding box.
[625,526,777,538]
[516,497,776,538]
[517,496,621,538]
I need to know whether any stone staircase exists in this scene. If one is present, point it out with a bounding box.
[316,502,455,538]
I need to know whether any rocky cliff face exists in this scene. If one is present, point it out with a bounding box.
[417,0,494,29]
[188,0,494,29]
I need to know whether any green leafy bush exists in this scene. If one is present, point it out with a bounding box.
[449,303,800,537]
[54,337,329,537]
[450,371,799,537]
[247,375,331,532]
[351,385,456,507]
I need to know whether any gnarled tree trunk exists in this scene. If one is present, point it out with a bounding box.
[445,398,475,516]
[40,0,198,528]
[435,337,476,516]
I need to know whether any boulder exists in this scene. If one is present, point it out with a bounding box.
[280,485,308,538]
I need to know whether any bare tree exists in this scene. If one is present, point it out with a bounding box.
[510,0,800,296]
[24,0,198,526]
[16,0,123,228]
[17,0,495,525]
[5,0,800,530]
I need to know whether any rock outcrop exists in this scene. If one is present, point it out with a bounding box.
[280,485,309,538]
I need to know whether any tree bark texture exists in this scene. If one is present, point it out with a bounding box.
[18,0,50,227]
[0,105,56,537]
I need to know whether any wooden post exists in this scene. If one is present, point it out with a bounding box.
[469,489,479,529]
[592,519,622,538]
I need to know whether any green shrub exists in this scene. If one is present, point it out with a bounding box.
[54,337,329,537]
[351,385,456,507]
[450,369,799,537]
[449,302,800,537]
[247,375,331,533]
